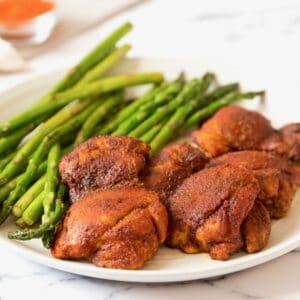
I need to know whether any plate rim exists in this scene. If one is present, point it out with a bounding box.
[0,57,300,283]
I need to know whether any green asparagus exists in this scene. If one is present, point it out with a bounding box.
[36,22,133,106]
[12,175,46,217]
[16,217,27,228]
[0,100,102,224]
[111,76,184,136]
[140,123,164,143]
[0,98,96,186]
[78,44,131,85]
[0,22,132,143]
[129,73,214,138]
[182,91,265,130]
[0,150,17,170]
[0,73,163,135]
[22,191,45,226]
[10,185,67,239]
[98,84,165,134]
[42,143,61,224]
[0,160,47,204]
[75,93,124,145]
[0,121,41,155]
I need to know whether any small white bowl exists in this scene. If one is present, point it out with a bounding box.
[0,8,57,46]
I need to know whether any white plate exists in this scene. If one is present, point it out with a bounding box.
[0,57,299,283]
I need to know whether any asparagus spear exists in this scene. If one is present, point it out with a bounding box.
[0,150,17,170]
[74,93,124,145]
[0,22,132,142]
[201,82,239,105]
[42,143,61,224]
[0,177,18,204]
[150,91,264,156]
[0,47,132,136]
[0,23,132,160]
[0,160,47,204]
[149,78,220,155]
[150,103,198,155]
[0,73,163,135]
[1,141,71,209]
[22,192,45,226]
[140,123,164,143]
[182,91,265,130]
[111,76,184,136]
[98,85,165,134]
[42,229,55,249]
[129,73,215,138]
[12,199,65,239]
[16,217,27,228]
[78,44,131,85]
[12,175,46,217]
[49,72,164,103]
[0,100,102,224]
[10,184,67,239]
[0,121,41,155]
[36,22,133,106]
[0,98,96,186]
[0,39,132,138]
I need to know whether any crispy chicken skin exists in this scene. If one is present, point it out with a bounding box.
[166,165,260,260]
[192,106,274,157]
[208,151,300,218]
[59,136,150,201]
[242,201,271,253]
[142,143,206,205]
[51,187,168,269]
[279,124,300,160]
[262,123,300,161]
[192,106,300,160]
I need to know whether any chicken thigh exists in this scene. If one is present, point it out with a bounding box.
[262,123,300,161]
[142,143,206,205]
[59,136,150,201]
[192,106,300,160]
[242,201,271,253]
[52,187,168,269]
[208,151,300,218]
[166,165,260,260]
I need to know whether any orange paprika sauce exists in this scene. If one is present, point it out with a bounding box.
[0,0,54,25]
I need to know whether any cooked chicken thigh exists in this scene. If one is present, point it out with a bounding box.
[208,151,300,218]
[142,143,206,205]
[262,123,300,161]
[59,136,150,201]
[166,165,260,260]
[192,106,300,160]
[242,201,271,253]
[52,187,168,269]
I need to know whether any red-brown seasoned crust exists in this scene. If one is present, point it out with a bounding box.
[280,123,300,159]
[208,150,300,218]
[166,164,260,260]
[59,136,150,201]
[192,106,274,158]
[51,187,168,269]
[142,143,206,205]
[260,123,300,161]
[242,201,271,253]
[192,106,300,161]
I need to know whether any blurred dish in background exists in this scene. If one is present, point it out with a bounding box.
[0,0,57,45]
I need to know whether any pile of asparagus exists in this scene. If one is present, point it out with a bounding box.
[0,22,263,246]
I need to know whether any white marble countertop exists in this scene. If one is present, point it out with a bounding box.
[1,0,300,299]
